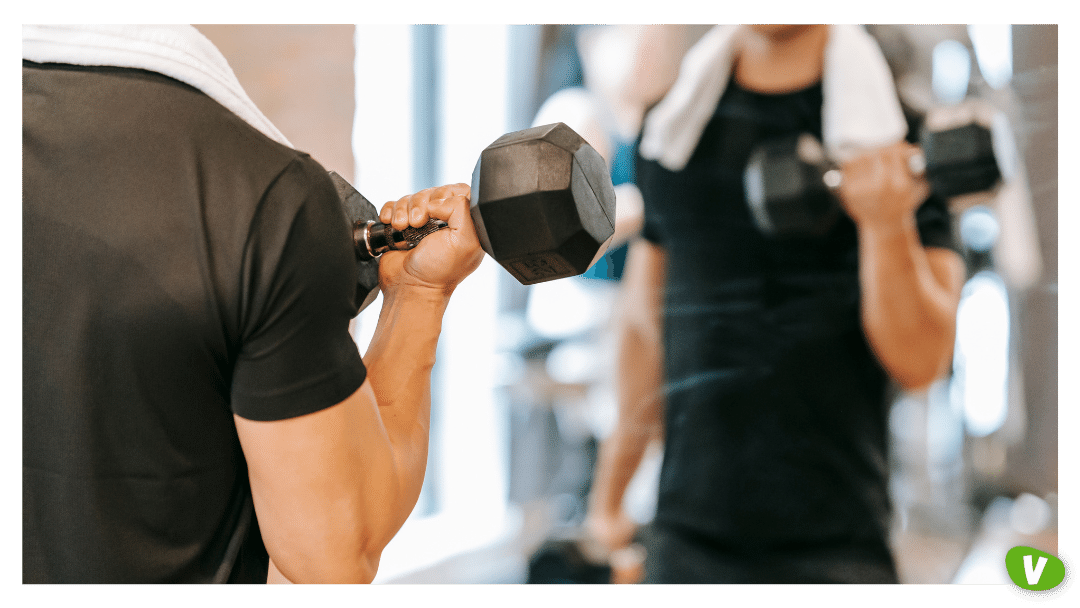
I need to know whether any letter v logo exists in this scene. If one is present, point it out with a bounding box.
[1006,546,1066,591]
[1023,554,1047,585]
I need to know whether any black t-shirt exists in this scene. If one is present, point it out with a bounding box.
[635,79,956,582]
[23,62,367,583]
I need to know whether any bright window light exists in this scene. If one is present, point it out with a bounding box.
[433,21,510,534]
[932,39,972,105]
[351,25,414,210]
[369,24,513,583]
[546,339,603,385]
[952,271,1011,437]
[1009,492,1052,535]
[960,205,1000,253]
[351,25,413,353]
[526,278,612,339]
[968,25,1013,90]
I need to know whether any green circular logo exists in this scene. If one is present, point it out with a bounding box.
[1005,546,1066,591]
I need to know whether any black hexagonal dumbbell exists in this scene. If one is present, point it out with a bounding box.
[331,122,617,313]
[743,121,1003,238]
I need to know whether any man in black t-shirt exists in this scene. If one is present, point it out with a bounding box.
[23,39,482,582]
[585,25,965,583]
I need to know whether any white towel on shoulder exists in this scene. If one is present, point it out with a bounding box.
[22,24,293,149]
[639,24,907,172]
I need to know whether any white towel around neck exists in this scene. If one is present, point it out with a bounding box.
[639,24,907,172]
[22,24,293,149]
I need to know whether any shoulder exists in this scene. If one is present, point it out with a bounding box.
[101,66,310,183]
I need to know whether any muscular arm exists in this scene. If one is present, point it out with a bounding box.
[857,225,964,390]
[238,286,448,584]
[586,239,666,553]
[839,142,965,390]
[235,184,481,584]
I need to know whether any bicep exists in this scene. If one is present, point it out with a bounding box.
[234,380,387,583]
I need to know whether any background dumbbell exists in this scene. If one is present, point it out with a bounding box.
[331,122,617,314]
[526,529,648,584]
[744,122,1003,238]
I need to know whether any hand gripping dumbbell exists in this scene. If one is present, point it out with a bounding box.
[330,122,617,313]
[743,122,1003,238]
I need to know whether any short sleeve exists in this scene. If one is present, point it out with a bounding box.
[914,191,960,253]
[230,155,367,421]
[635,153,667,246]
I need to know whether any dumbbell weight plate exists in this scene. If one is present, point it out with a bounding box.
[745,121,1004,239]
[919,123,1002,198]
[470,122,616,284]
[328,171,381,314]
[329,122,618,314]
[744,134,840,238]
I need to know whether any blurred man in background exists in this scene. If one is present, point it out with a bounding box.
[586,24,965,583]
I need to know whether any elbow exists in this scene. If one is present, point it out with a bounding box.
[865,300,959,392]
[263,487,404,584]
[881,329,956,392]
[328,553,383,584]
[343,550,382,584]
[325,531,390,583]
[891,360,950,392]
[268,541,382,584]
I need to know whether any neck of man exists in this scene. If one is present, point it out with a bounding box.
[733,24,830,94]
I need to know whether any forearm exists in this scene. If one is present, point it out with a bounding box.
[241,183,479,584]
[857,216,963,389]
[361,283,451,536]
[590,325,663,518]
[588,239,665,539]
[257,285,450,584]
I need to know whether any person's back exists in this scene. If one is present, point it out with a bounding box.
[23,61,364,582]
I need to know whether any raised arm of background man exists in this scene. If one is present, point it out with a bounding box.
[838,143,966,390]
[734,24,965,391]
[235,183,482,584]
[584,238,666,565]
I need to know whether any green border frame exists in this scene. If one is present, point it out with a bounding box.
[10,4,1071,608]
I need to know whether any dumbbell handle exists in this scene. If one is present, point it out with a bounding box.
[354,219,449,261]
[821,152,927,190]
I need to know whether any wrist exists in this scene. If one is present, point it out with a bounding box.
[381,280,455,308]
[854,211,919,244]
[365,282,452,370]
[588,496,625,522]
